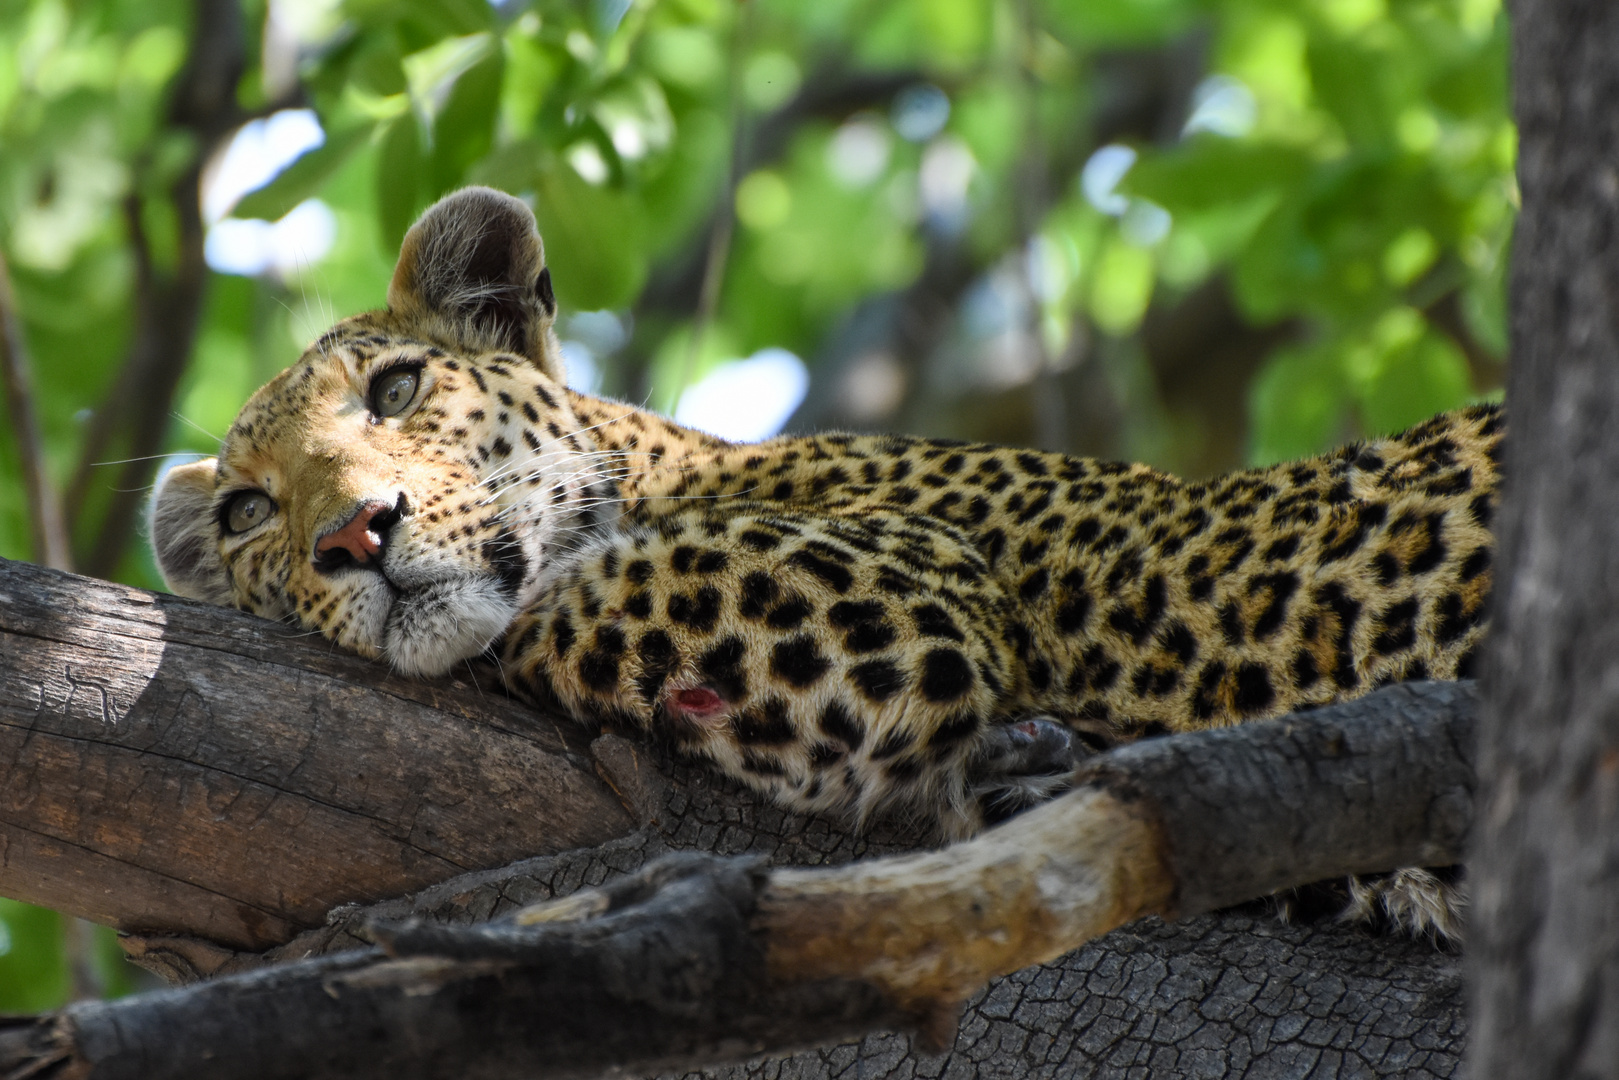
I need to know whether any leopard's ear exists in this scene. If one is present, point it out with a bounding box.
[148,458,233,606]
[387,186,564,380]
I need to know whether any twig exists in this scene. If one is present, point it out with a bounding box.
[63,918,104,1002]
[0,250,72,570]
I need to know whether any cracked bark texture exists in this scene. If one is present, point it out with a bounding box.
[1470,1,1619,1075]
[680,913,1464,1080]
[0,555,1467,1077]
[163,743,1466,1080]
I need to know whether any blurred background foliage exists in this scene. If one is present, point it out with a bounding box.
[0,0,1510,1008]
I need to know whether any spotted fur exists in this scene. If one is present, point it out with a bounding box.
[151,188,1497,940]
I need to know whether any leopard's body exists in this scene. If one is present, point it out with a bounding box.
[519,392,1497,832]
[151,189,1496,937]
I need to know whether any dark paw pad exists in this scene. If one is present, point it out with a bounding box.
[968,717,1081,826]
[969,717,1077,780]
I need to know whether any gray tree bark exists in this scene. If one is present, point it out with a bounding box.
[0,557,633,948]
[1,681,1475,1080]
[1469,2,1619,1075]
[0,554,1470,1077]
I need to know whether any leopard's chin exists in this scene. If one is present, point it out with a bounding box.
[382,576,519,677]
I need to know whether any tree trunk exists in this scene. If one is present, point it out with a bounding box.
[1469,2,1619,1075]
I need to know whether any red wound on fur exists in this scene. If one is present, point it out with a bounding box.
[673,687,726,716]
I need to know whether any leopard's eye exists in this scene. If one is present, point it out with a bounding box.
[224,491,276,534]
[371,367,420,419]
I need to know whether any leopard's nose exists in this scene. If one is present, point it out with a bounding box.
[313,496,404,572]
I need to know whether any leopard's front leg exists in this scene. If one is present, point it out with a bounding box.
[502,505,1076,837]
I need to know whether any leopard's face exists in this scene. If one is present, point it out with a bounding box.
[213,333,602,673]
[149,187,605,676]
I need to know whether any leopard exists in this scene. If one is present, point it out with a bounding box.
[149,187,1498,942]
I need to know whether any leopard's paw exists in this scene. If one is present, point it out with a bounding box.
[965,716,1083,828]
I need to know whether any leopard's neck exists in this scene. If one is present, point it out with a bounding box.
[560,389,737,501]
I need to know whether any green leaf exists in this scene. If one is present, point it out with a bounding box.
[1248,342,1352,465]
[1087,237,1154,336]
[91,923,142,998]
[1425,19,1508,119]
[1036,0,1195,46]
[1307,38,1392,148]
[530,157,648,310]
[389,0,496,48]
[376,112,426,255]
[1461,271,1507,357]
[0,900,69,1012]
[1125,142,1313,213]
[1358,328,1473,436]
[429,49,502,197]
[348,30,410,97]
[233,123,376,221]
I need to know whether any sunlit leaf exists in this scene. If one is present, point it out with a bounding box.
[429,48,502,196]
[1359,327,1473,436]
[1088,237,1154,336]
[232,123,376,222]
[644,26,721,90]
[1249,342,1352,464]
[375,112,426,254]
[530,156,648,310]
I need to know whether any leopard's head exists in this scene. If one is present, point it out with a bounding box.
[149,187,615,676]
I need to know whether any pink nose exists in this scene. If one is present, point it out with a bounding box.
[315,500,395,565]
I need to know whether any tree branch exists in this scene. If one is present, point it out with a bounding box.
[65,0,248,577]
[0,251,72,570]
[0,556,635,949]
[0,680,1474,1080]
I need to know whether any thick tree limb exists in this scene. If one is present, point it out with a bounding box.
[0,556,634,949]
[0,679,1475,1080]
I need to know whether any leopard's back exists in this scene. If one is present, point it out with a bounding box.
[1009,403,1498,738]
[551,399,1499,757]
